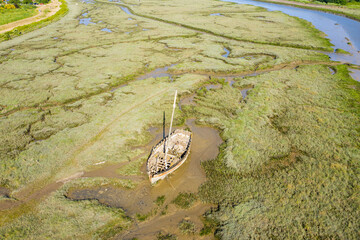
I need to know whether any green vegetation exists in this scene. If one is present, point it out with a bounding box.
[136,213,150,221]
[155,195,166,206]
[128,0,332,50]
[199,215,218,236]
[0,0,358,238]
[66,177,136,190]
[178,219,196,234]
[185,65,360,239]
[335,48,351,54]
[156,231,177,240]
[172,192,197,209]
[288,0,360,5]
[0,6,36,26]
[0,0,68,42]
[0,187,131,239]
[116,156,146,176]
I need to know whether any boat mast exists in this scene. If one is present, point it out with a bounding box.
[163,111,166,153]
[164,90,177,168]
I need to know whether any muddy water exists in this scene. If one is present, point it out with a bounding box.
[120,6,133,15]
[79,18,95,26]
[136,64,178,81]
[222,47,230,58]
[349,68,360,82]
[67,119,222,239]
[240,87,252,98]
[328,66,336,75]
[210,13,223,16]
[101,28,112,32]
[205,84,222,91]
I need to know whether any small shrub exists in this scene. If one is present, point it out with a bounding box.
[3,4,16,9]
[172,192,197,209]
[160,205,168,215]
[135,213,149,222]
[200,216,218,236]
[178,219,196,235]
[155,195,166,206]
[156,231,177,240]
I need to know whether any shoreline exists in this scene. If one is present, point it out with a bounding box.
[248,0,360,22]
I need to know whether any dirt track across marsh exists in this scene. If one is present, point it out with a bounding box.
[0,0,61,34]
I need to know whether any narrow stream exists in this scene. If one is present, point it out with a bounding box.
[222,47,230,58]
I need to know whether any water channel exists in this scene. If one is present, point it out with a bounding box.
[223,0,360,68]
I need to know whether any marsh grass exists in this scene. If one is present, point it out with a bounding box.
[155,195,166,206]
[116,156,146,176]
[64,177,136,190]
[0,73,203,191]
[136,212,150,221]
[172,192,197,209]
[130,0,332,50]
[199,215,218,236]
[335,48,351,54]
[156,231,177,240]
[0,0,354,238]
[178,219,196,235]
[0,185,131,239]
[186,64,360,239]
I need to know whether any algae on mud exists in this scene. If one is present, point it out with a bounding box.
[0,0,359,239]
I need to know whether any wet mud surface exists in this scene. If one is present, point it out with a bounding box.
[66,119,222,238]
[178,94,196,110]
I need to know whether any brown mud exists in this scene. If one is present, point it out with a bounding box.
[0,187,10,199]
[66,119,223,239]
[178,94,196,110]
[0,182,62,211]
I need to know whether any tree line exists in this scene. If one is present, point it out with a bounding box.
[316,0,360,5]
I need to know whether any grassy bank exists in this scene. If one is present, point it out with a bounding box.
[184,64,360,239]
[0,6,37,26]
[0,0,68,42]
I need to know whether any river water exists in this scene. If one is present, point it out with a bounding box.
[223,0,360,67]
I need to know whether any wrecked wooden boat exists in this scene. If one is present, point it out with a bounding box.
[147,91,192,184]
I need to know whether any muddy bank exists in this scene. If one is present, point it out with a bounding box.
[0,187,10,199]
[179,94,196,110]
[120,202,214,240]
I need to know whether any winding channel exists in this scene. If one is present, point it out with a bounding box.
[223,0,360,80]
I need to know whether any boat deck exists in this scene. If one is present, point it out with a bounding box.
[147,129,191,176]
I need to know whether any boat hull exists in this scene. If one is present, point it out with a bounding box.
[149,143,191,184]
[147,129,192,184]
